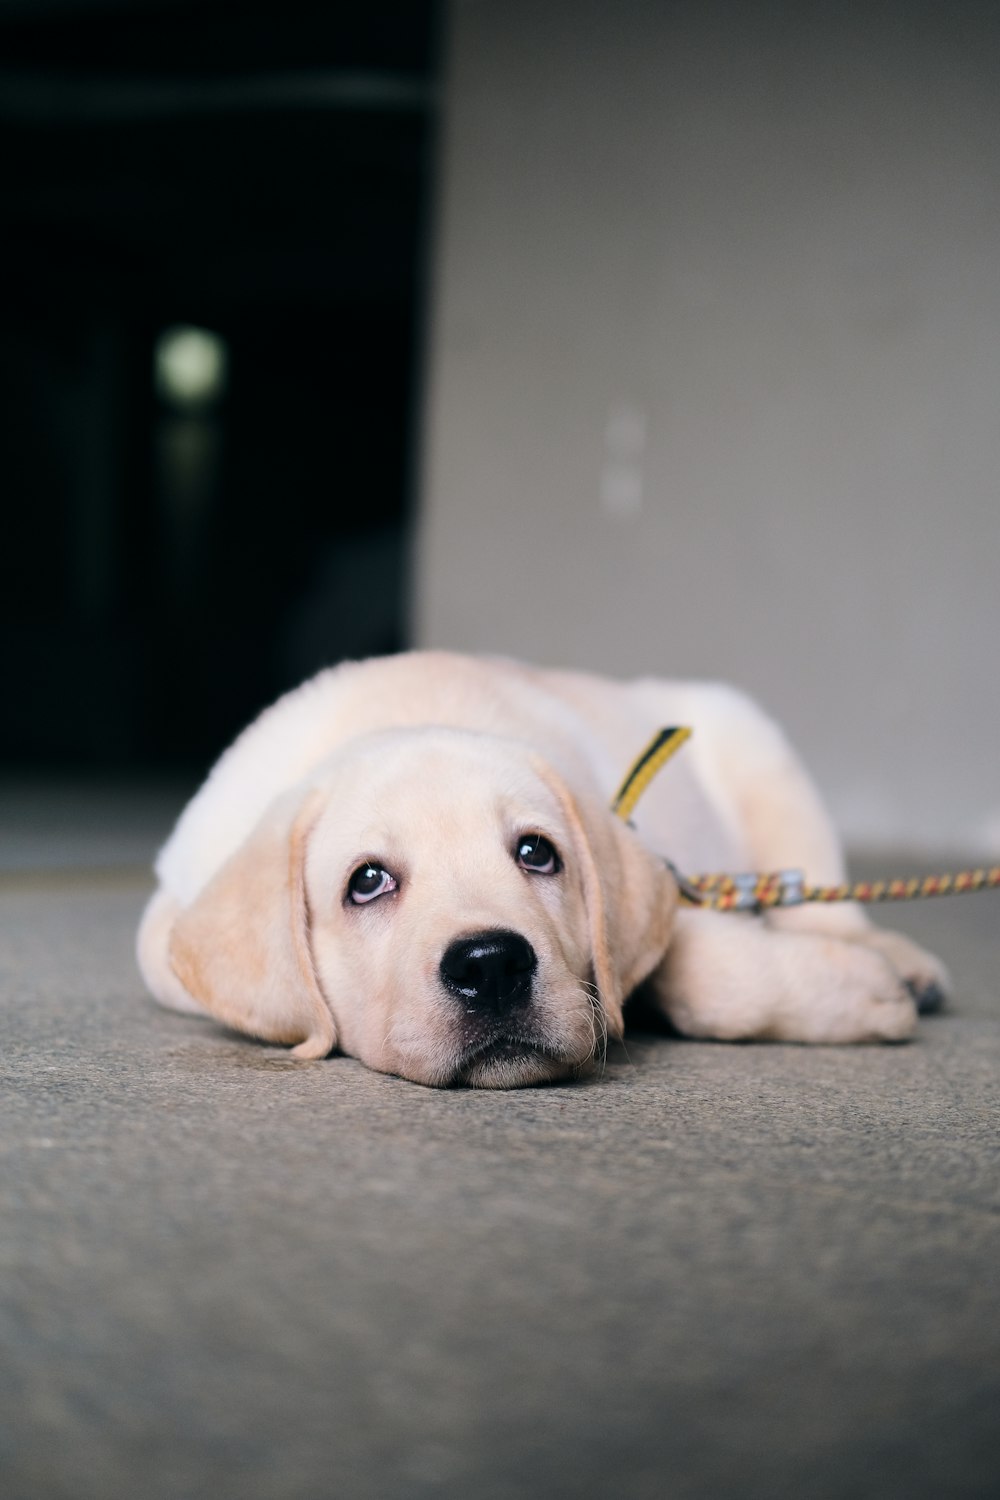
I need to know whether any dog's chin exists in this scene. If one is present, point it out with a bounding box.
[453,1036,586,1090]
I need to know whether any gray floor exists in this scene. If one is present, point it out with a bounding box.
[1,783,998,1499]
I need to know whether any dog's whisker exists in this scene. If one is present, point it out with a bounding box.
[614,1034,636,1072]
[570,980,609,1077]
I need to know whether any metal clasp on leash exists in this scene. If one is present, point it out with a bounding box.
[773,868,805,908]
[664,863,807,913]
[716,869,807,913]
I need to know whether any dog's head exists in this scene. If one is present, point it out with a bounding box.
[168,728,677,1087]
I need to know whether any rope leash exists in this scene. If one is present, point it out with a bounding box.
[611,726,1000,914]
[677,865,1000,912]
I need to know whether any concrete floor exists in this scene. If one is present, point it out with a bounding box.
[1,782,998,1499]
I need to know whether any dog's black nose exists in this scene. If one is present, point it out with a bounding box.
[439,930,537,1012]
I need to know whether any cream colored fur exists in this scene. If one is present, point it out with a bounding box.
[137,651,949,1087]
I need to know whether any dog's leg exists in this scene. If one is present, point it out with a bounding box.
[678,688,951,1012]
[743,750,952,1015]
[647,906,917,1043]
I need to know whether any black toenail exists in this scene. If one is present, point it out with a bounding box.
[907,980,946,1015]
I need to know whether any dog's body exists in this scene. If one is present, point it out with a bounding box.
[138,651,948,1087]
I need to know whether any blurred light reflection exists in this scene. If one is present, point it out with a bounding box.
[154,325,228,410]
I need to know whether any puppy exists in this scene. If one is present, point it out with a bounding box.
[137,652,949,1088]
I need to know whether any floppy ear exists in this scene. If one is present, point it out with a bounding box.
[168,786,336,1059]
[536,763,679,1037]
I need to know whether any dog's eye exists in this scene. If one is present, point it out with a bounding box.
[516,834,561,875]
[347,863,398,905]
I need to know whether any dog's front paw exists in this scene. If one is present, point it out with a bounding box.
[821,943,919,1042]
[855,930,952,1014]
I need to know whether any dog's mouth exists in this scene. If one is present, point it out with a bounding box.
[452,1031,581,1089]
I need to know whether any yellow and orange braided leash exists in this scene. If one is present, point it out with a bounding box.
[611,726,1000,914]
[679,865,1000,912]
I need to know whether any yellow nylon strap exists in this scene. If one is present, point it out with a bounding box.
[610,726,692,822]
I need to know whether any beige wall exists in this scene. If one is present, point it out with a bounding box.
[415,0,1000,853]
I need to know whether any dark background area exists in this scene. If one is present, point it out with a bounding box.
[0,0,439,770]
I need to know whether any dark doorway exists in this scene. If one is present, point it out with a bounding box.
[0,0,438,770]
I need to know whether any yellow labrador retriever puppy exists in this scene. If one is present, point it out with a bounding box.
[137,652,949,1088]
